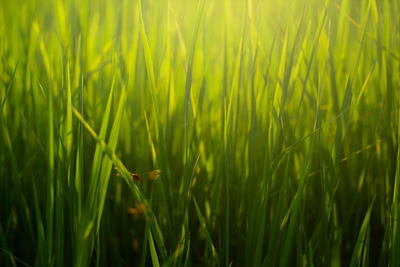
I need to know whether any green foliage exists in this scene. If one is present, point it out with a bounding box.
[0,0,399,266]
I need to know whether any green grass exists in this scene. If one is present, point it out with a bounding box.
[0,0,399,266]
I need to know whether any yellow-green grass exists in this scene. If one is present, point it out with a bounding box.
[0,0,399,266]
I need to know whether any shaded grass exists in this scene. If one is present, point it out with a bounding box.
[0,0,399,266]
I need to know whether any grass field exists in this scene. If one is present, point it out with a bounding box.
[0,0,399,266]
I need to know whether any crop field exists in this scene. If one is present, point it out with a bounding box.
[0,0,399,266]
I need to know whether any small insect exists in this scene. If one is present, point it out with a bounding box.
[114,167,161,183]
[130,172,143,182]
[146,169,161,180]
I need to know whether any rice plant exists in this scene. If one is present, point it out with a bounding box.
[0,0,399,266]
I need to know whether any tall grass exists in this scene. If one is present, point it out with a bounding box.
[0,0,399,266]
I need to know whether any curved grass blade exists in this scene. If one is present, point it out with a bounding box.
[350,197,375,267]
